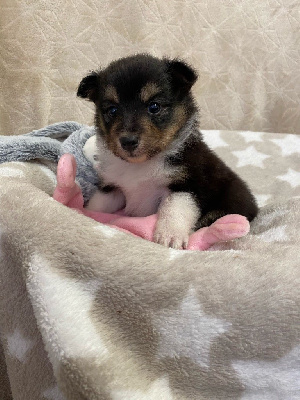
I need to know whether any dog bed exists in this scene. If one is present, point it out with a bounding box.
[0,127,299,399]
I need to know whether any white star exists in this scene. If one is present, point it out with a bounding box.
[271,135,300,156]
[0,166,24,178]
[256,207,287,227]
[28,254,108,362]
[257,225,288,242]
[94,224,118,237]
[239,131,264,143]
[277,168,300,188]
[255,194,271,207]
[111,376,174,400]
[232,345,300,399]
[167,248,186,261]
[43,385,66,400]
[202,130,228,149]
[232,146,270,168]
[153,287,231,368]
[6,329,35,362]
[39,165,57,184]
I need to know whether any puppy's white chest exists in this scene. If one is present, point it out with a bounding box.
[124,180,169,216]
[100,152,170,217]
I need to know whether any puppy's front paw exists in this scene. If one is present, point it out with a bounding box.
[153,192,199,249]
[153,221,189,250]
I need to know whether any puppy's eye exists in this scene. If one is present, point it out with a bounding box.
[107,106,118,118]
[148,102,160,114]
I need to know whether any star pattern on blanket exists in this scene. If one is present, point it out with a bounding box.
[255,194,272,207]
[6,328,35,362]
[1,127,300,399]
[232,146,270,168]
[257,208,288,227]
[38,164,57,184]
[29,254,108,361]
[277,168,300,188]
[202,130,228,149]
[167,248,187,260]
[0,166,24,178]
[239,131,264,143]
[257,225,288,243]
[111,376,174,400]
[153,286,231,368]
[94,224,119,237]
[232,346,300,399]
[271,135,300,156]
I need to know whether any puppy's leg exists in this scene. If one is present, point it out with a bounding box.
[86,189,125,213]
[153,192,200,249]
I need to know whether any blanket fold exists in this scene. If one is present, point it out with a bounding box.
[0,128,299,399]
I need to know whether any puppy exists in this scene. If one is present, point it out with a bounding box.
[77,54,258,249]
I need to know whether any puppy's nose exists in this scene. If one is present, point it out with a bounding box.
[119,135,139,151]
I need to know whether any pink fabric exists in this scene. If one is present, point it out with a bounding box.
[53,154,250,250]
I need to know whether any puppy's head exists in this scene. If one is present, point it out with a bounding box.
[77,54,198,162]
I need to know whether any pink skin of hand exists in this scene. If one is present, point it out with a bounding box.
[53,154,250,250]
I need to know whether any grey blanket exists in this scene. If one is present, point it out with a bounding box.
[0,128,299,399]
[0,122,99,203]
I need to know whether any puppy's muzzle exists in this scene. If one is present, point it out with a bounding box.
[119,135,139,151]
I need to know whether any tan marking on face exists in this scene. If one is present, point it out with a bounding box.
[104,85,119,103]
[140,104,187,153]
[101,104,188,163]
[104,119,121,155]
[140,82,161,103]
[95,112,107,135]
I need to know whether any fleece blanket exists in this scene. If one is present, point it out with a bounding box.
[0,129,299,399]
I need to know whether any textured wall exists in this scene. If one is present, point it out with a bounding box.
[0,0,299,135]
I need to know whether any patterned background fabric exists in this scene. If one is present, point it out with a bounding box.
[0,0,299,135]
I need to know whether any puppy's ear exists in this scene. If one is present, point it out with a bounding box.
[165,59,197,95]
[77,71,100,102]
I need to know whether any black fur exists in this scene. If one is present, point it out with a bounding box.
[166,131,258,228]
[77,54,197,137]
[78,54,258,227]
[77,71,99,102]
